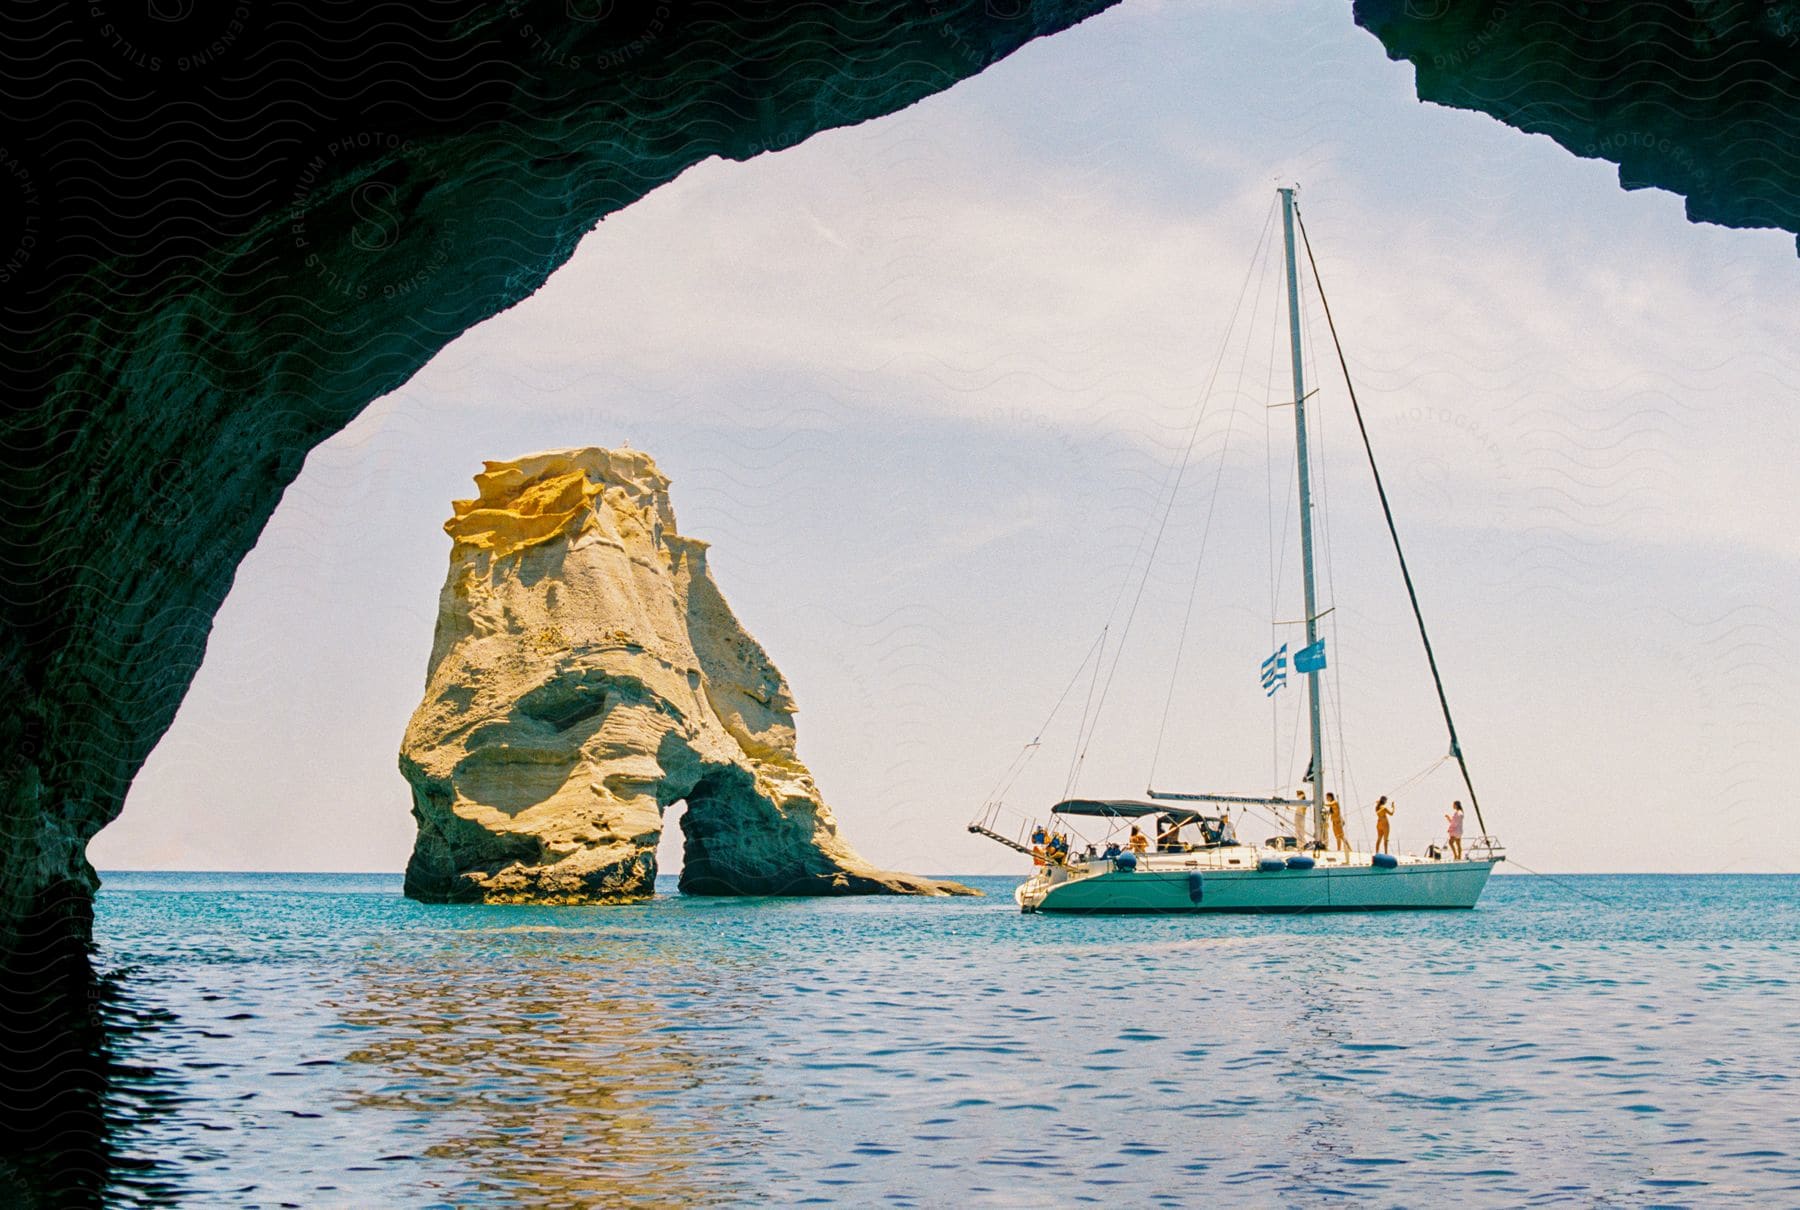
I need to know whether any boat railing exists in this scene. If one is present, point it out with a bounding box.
[1467,835,1506,863]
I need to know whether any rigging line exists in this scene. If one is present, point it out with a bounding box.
[1284,686,1305,789]
[1035,629,1109,743]
[1263,254,1290,791]
[1067,201,1280,793]
[1149,213,1279,786]
[1078,198,1271,660]
[1063,623,1110,797]
[1383,754,1450,801]
[1296,254,1353,810]
[1295,205,1493,840]
[987,627,1110,809]
[1264,304,1278,790]
[1500,856,1614,907]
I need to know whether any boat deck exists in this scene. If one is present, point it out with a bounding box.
[1017,845,1497,913]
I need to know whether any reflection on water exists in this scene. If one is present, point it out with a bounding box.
[0,960,191,1209]
[26,872,1800,1204]
[333,931,762,1205]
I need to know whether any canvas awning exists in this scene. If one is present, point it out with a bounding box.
[1050,799,1211,825]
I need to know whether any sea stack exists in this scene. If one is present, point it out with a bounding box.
[399,447,971,904]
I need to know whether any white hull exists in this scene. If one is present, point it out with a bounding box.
[1016,848,1494,913]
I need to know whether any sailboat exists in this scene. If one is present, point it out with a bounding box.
[971,187,1504,914]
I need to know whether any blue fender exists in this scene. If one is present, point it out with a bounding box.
[1371,852,1399,869]
[1187,871,1204,904]
[1285,855,1316,870]
[1114,852,1138,873]
[1258,858,1286,872]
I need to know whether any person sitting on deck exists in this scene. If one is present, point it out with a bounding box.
[1218,810,1238,846]
[1374,796,1395,854]
[1127,827,1149,856]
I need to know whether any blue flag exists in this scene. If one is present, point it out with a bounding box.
[1260,644,1288,696]
[1294,639,1327,674]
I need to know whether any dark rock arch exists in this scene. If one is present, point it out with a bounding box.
[3,0,1796,1195]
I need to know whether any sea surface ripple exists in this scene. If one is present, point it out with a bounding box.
[91,872,1800,1206]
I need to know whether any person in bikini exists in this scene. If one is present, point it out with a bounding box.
[1374,796,1395,854]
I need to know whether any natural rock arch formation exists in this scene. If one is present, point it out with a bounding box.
[399,448,968,903]
[2,0,1796,1194]
[0,2,1120,986]
[0,4,1121,1194]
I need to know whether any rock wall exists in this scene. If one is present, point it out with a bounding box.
[0,3,1116,1192]
[0,0,1113,962]
[402,449,969,903]
[1355,0,1800,250]
[1,0,1794,1192]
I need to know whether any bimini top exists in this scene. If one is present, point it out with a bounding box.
[1051,799,1209,825]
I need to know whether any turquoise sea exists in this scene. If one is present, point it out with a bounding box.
[90,872,1799,1206]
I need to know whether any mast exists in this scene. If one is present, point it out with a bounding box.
[1293,208,1492,841]
[1280,186,1327,845]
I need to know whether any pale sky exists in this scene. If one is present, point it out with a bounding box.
[92,0,1800,877]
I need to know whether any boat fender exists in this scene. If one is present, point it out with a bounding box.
[1371,853,1399,869]
[1187,872,1204,904]
[1114,852,1138,873]
[1258,858,1286,873]
[1285,855,1316,871]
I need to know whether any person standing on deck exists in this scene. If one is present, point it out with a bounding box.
[1219,811,1237,846]
[1326,793,1348,854]
[1374,796,1395,854]
[1292,790,1310,849]
[1127,827,1149,856]
[1445,801,1465,860]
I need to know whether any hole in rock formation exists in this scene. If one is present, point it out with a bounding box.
[399,448,975,905]
[4,0,1793,1190]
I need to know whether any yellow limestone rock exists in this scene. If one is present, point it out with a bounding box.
[400,448,973,903]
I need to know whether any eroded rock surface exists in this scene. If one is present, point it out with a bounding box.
[0,2,1109,968]
[1356,0,1800,250]
[0,6,1106,1178]
[401,448,970,903]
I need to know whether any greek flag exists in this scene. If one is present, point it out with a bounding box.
[1260,644,1288,696]
[1294,638,1327,674]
